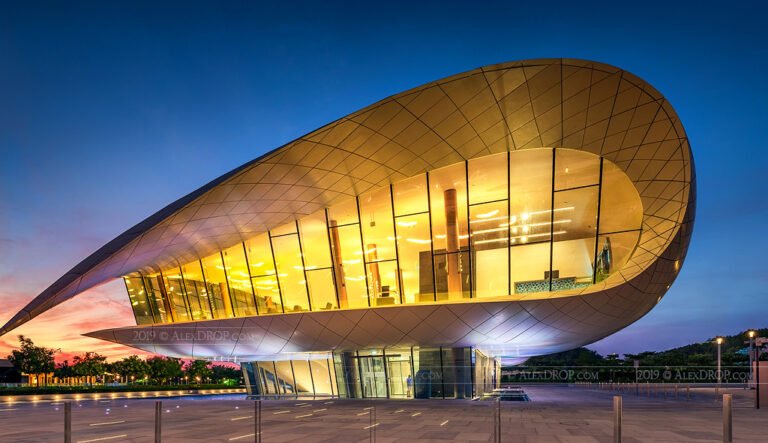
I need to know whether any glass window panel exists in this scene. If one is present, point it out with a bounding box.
[554,148,600,190]
[298,210,332,269]
[368,259,401,306]
[181,260,213,320]
[393,173,428,216]
[291,360,313,394]
[270,221,297,236]
[252,275,282,314]
[468,152,508,204]
[413,347,443,398]
[395,213,433,304]
[200,253,234,319]
[359,187,396,262]
[274,361,296,394]
[441,348,472,398]
[599,161,644,234]
[509,148,553,246]
[309,359,334,396]
[510,243,551,294]
[327,197,359,226]
[509,149,554,295]
[551,186,599,291]
[470,201,509,298]
[333,353,350,398]
[271,234,310,312]
[161,269,191,322]
[328,357,339,397]
[434,251,470,301]
[554,186,599,243]
[124,277,154,325]
[256,362,278,394]
[430,162,469,253]
[222,243,257,317]
[245,233,276,277]
[143,275,171,323]
[595,231,641,282]
[385,348,413,398]
[329,224,368,309]
[306,269,338,310]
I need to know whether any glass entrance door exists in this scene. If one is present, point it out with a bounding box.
[386,353,413,398]
[358,356,387,398]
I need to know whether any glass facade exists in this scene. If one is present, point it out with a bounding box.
[126,149,643,324]
[242,346,496,399]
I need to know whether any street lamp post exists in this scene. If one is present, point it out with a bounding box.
[716,337,724,392]
[748,330,756,386]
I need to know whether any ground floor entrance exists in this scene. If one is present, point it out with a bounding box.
[242,346,500,399]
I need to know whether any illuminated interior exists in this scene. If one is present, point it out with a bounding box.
[124,148,642,325]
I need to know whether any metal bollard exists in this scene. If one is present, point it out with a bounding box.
[492,397,501,443]
[64,401,71,443]
[155,400,162,443]
[254,400,261,443]
[613,396,622,443]
[723,394,732,443]
[370,401,376,443]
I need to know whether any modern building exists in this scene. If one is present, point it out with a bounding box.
[0,59,695,399]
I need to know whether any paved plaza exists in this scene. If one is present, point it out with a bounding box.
[0,385,765,442]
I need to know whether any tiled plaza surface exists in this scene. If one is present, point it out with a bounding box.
[0,385,764,442]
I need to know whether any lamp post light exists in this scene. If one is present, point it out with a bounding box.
[748,330,756,386]
[716,337,724,391]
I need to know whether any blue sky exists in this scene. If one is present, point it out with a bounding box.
[1,1,767,358]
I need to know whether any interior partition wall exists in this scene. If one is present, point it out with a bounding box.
[242,347,494,400]
[125,148,643,326]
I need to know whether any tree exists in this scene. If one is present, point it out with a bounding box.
[211,364,242,385]
[147,356,182,384]
[72,352,107,385]
[54,360,75,382]
[7,335,56,387]
[184,360,213,383]
[113,355,150,383]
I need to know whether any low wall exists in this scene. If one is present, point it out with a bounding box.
[2,387,245,403]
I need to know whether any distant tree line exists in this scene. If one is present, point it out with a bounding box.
[519,327,768,369]
[500,329,768,383]
[6,335,241,387]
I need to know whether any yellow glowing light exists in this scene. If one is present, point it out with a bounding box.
[476,209,499,219]
[406,238,431,244]
[470,227,506,235]
[396,220,417,227]
[716,337,724,344]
